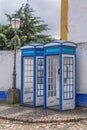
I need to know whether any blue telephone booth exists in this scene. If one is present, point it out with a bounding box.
[20,43,44,107]
[44,40,77,111]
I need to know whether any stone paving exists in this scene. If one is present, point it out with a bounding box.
[0,101,87,129]
[0,101,87,123]
[0,119,87,130]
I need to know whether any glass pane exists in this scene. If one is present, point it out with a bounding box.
[54,91,56,96]
[24,77,27,82]
[30,61,33,65]
[67,93,69,99]
[70,79,72,84]
[24,83,27,88]
[27,59,30,64]
[37,84,40,89]
[67,86,69,91]
[41,84,43,89]
[70,86,72,91]
[51,91,53,96]
[24,59,28,64]
[37,66,41,70]
[70,65,73,71]
[64,72,67,78]
[24,66,28,71]
[70,92,73,98]
[64,93,67,99]
[64,86,67,92]
[69,58,73,64]
[54,84,56,91]
[30,66,33,71]
[48,91,50,97]
[30,87,33,93]
[51,85,53,90]
[69,72,72,78]
[30,84,33,88]
[31,78,33,82]
[38,91,40,96]
[27,77,30,82]
[41,90,43,95]
[48,65,50,72]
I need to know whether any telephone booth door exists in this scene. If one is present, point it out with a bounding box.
[23,57,34,105]
[46,55,60,109]
[62,55,75,110]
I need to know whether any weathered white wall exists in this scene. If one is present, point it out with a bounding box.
[0,51,20,91]
[68,0,87,42]
[76,43,87,93]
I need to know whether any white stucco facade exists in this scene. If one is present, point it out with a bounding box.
[0,51,20,91]
[76,43,87,94]
[68,0,87,42]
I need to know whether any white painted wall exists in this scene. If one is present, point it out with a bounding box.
[76,43,87,94]
[0,51,20,91]
[68,0,87,42]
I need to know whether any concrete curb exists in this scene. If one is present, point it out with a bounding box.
[0,116,87,124]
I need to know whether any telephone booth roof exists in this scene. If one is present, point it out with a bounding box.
[21,43,44,56]
[44,40,77,47]
[44,40,77,55]
[21,43,44,49]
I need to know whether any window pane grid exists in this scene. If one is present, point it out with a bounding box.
[47,56,58,97]
[63,57,74,100]
[37,58,44,97]
[24,57,34,94]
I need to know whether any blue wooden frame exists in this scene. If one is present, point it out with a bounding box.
[44,40,77,112]
[20,43,44,107]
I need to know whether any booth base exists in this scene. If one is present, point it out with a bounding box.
[46,105,59,111]
[7,88,20,104]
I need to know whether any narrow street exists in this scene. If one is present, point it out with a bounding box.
[0,118,87,130]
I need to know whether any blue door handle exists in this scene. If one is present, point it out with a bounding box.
[66,66,68,78]
[58,69,60,75]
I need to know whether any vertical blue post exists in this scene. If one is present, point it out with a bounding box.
[44,55,46,109]
[59,54,62,112]
[33,55,36,107]
[74,53,76,109]
[20,54,23,105]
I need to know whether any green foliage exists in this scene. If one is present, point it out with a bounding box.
[0,33,7,49]
[10,35,21,49]
[0,3,53,50]
[20,36,27,44]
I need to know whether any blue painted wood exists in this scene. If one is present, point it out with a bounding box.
[76,94,87,107]
[0,91,8,99]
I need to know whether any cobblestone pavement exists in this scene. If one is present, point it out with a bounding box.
[0,102,87,123]
[0,118,87,130]
[0,101,87,130]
